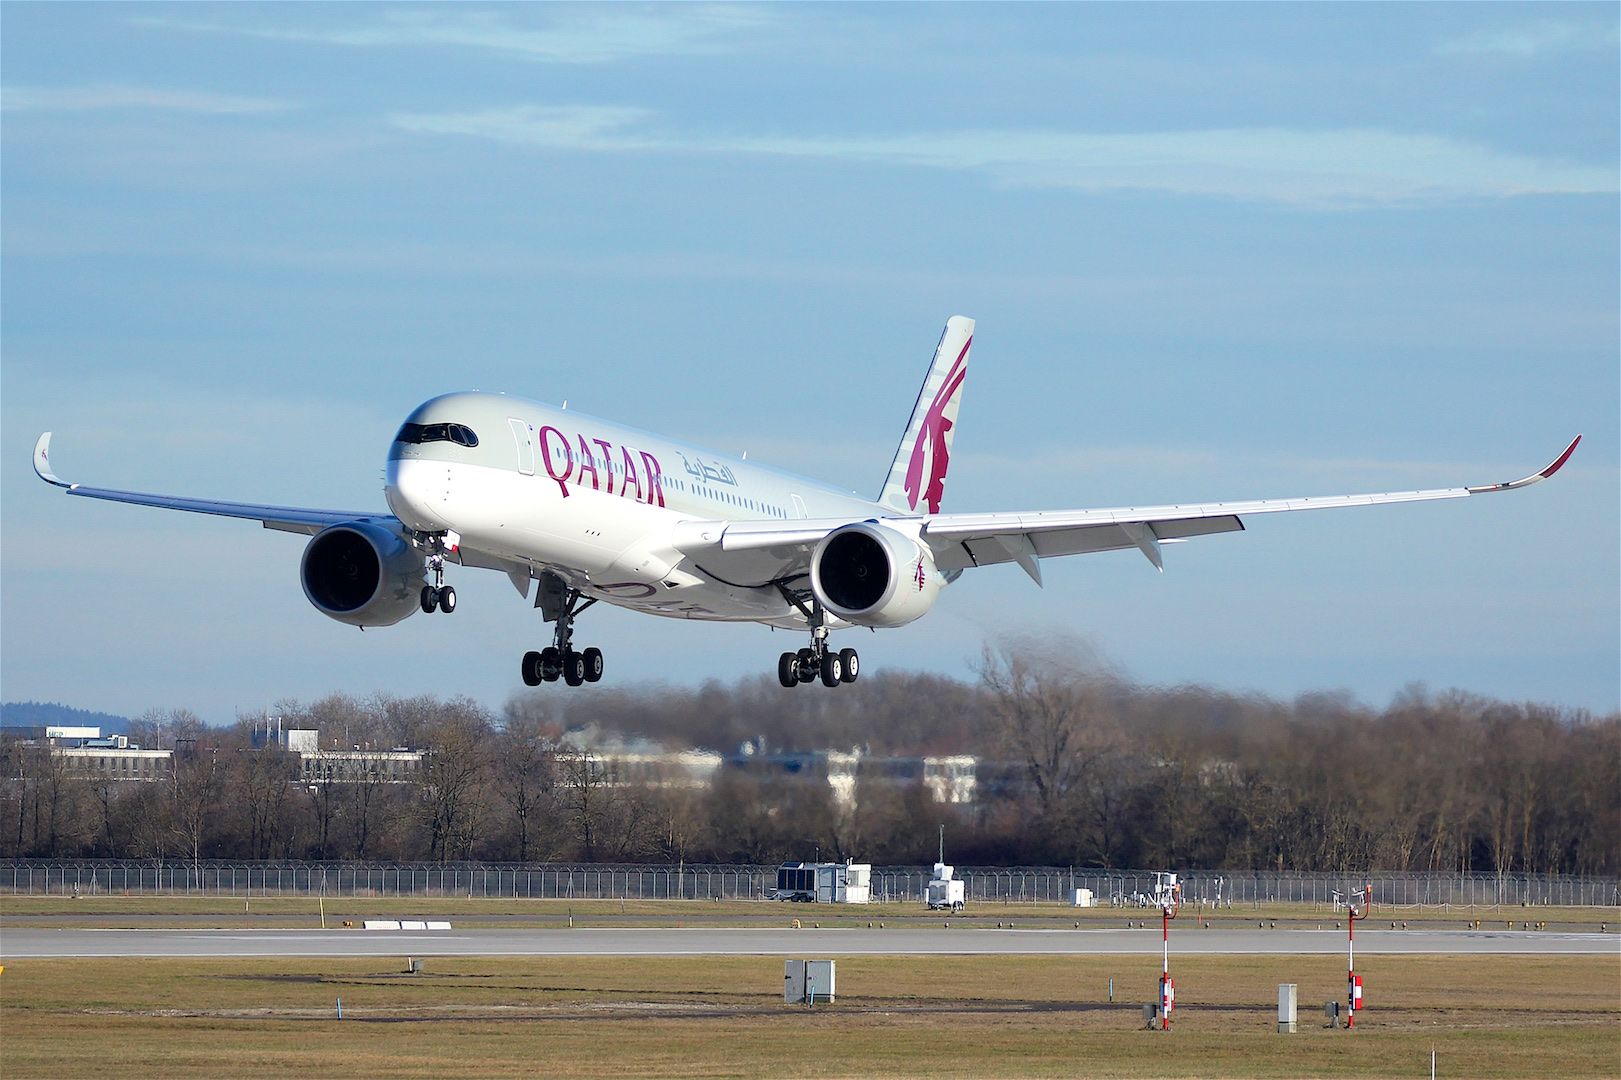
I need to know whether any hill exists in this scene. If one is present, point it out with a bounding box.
[0,701,131,734]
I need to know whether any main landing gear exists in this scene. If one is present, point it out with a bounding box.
[777,624,859,689]
[521,578,604,688]
[419,534,457,614]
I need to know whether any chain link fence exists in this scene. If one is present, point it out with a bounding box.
[5,861,1616,907]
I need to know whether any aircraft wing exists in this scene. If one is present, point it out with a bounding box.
[32,432,395,536]
[692,436,1581,586]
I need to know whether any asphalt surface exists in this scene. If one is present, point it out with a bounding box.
[3,926,1615,959]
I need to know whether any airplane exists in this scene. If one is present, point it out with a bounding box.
[33,316,1580,690]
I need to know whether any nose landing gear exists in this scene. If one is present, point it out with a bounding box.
[418,532,458,614]
[521,574,604,688]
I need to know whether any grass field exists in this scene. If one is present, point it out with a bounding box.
[4,895,1617,1077]
[2,953,1616,1078]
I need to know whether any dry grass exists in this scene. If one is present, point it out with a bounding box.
[2,953,1615,1078]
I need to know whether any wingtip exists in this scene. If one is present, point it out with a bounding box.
[33,432,70,488]
[1540,434,1581,479]
[1467,434,1582,494]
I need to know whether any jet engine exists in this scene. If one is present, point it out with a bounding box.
[809,522,942,628]
[300,521,425,627]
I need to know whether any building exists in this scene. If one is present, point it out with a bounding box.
[55,745,173,781]
[554,748,723,790]
[298,748,425,784]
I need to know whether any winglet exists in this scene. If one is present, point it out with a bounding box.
[33,432,72,489]
[1465,435,1581,494]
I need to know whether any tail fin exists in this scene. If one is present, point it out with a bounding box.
[877,316,973,515]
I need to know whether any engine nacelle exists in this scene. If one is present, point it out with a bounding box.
[809,522,943,628]
[300,521,425,628]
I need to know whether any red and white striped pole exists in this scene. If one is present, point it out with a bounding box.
[1159,880,1179,1030]
[1161,905,1172,1030]
[1347,886,1368,1029]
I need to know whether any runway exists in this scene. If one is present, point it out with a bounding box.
[3,926,1614,959]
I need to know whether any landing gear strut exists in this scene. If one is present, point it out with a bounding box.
[774,596,859,689]
[418,533,457,614]
[521,576,604,688]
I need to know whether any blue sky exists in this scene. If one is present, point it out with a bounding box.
[3,3,1617,721]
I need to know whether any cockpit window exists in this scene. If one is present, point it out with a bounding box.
[395,422,479,448]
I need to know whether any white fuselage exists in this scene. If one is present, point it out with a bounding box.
[384,392,895,627]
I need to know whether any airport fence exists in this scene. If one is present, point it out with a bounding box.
[4,861,1617,907]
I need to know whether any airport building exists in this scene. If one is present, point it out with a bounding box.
[298,748,425,784]
[0,726,176,781]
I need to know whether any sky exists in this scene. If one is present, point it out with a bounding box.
[3,2,1617,722]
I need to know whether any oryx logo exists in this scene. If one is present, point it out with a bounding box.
[915,557,927,592]
[903,338,969,514]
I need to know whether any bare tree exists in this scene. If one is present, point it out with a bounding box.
[414,700,493,861]
[978,640,1126,859]
[169,742,223,882]
[494,708,564,862]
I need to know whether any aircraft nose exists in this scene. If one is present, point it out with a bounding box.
[386,457,449,531]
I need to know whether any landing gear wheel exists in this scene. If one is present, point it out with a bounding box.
[521,650,543,687]
[520,577,602,688]
[420,585,439,614]
[778,652,799,689]
[540,646,562,683]
[437,586,456,613]
[839,648,859,683]
[820,653,843,687]
[796,647,817,684]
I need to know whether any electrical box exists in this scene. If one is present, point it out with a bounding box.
[1072,888,1095,907]
[784,959,835,1004]
[1277,983,1297,1033]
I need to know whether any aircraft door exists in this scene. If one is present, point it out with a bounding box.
[510,419,535,475]
[791,494,808,519]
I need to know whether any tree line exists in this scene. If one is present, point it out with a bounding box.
[2,644,1615,875]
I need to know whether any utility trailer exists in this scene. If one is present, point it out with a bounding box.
[774,861,871,903]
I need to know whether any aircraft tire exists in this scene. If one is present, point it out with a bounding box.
[796,648,817,683]
[563,651,586,687]
[777,652,798,688]
[582,647,604,682]
[438,586,456,613]
[521,651,543,687]
[839,648,859,683]
[820,654,843,688]
[540,646,562,682]
[420,586,439,614]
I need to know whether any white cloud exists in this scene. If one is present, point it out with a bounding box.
[388,105,1618,208]
[392,104,657,148]
[1437,19,1620,57]
[137,6,776,64]
[1,84,288,114]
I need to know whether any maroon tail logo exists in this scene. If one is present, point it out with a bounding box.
[903,339,970,513]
